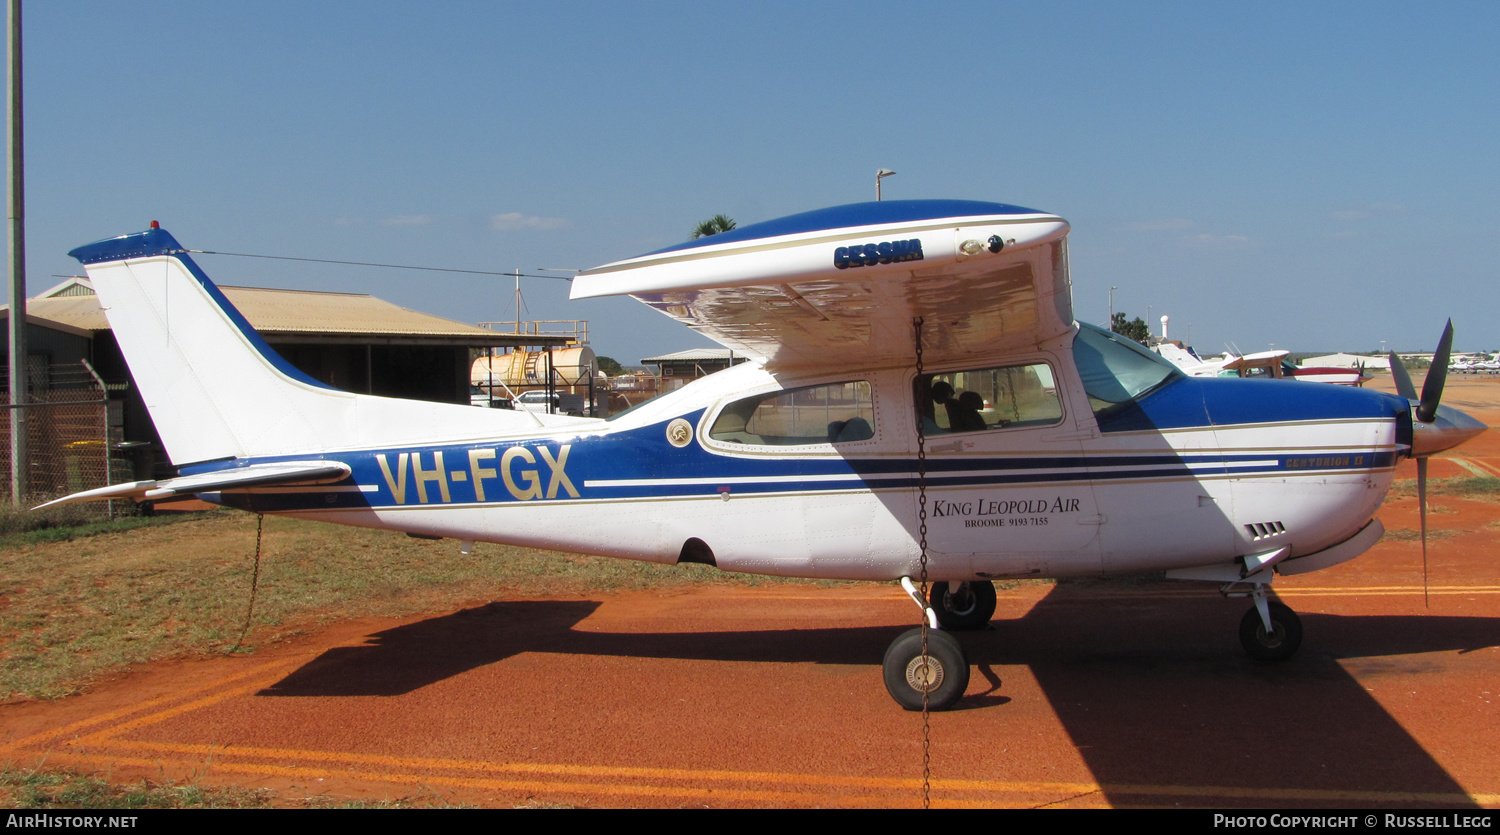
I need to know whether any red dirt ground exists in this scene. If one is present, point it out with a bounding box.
[3,378,1499,808]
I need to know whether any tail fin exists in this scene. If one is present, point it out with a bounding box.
[70,226,587,467]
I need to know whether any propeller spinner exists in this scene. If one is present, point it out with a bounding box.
[1390,321,1489,457]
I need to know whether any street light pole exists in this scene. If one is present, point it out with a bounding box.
[876,169,895,201]
[8,0,26,504]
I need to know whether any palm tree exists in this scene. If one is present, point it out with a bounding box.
[691,214,737,239]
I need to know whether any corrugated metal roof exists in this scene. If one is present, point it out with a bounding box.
[641,348,741,363]
[222,286,498,337]
[7,284,568,346]
[10,295,109,331]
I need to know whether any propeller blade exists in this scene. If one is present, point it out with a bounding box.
[1389,351,1418,401]
[1418,456,1430,608]
[1417,319,1454,424]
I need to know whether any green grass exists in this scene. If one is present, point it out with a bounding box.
[0,767,269,809]
[0,499,146,536]
[1381,527,1463,542]
[0,766,472,808]
[0,509,857,702]
[1443,476,1500,495]
[1389,475,1500,500]
[0,508,872,807]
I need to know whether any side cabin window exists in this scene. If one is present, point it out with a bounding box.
[1072,322,1182,417]
[709,381,875,445]
[916,363,1063,434]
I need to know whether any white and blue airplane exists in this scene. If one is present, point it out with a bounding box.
[43,200,1487,710]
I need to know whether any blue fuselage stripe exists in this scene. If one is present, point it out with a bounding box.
[204,436,1397,513]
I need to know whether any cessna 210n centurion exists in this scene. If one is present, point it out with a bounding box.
[46,200,1486,710]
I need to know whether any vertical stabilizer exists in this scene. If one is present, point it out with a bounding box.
[69,226,589,467]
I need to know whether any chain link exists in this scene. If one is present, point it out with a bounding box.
[914,317,932,809]
[229,514,265,654]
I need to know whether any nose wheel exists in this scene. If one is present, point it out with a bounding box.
[883,627,970,711]
[929,580,997,630]
[1239,600,1302,661]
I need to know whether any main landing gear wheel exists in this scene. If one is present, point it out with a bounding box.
[1239,601,1303,662]
[883,627,970,711]
[929,581,997,630]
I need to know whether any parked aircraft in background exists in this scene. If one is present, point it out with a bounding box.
[43,202,1485,710]
[1450,355,1500,375]
[1158,343,1369,386]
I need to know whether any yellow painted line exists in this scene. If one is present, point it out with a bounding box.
[641,585,1500,602]
[1038,585,1500,601]
[8,585,1497,808]
[1449,457,1500,478]
[49,726,1500,805]
[31,749,1498,808]
[1277,586,1500,597]
[11,641,1496,809]
[31,750,900,806]
[0,656,304,755]
[67,738,935,790]
[71,672,302,746]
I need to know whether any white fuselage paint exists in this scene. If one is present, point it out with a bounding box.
[264,348,1398,583]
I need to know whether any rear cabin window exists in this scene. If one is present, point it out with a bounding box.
[917,364,1062,433]
[709,381,874,445]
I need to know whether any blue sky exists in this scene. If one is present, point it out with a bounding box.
[9,1,1500,362]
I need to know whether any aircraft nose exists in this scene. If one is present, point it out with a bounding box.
[1410,402,1488,457]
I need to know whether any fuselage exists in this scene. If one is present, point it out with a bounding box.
[202,323,1410,583]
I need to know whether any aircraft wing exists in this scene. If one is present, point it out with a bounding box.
[572,201,1073,369]
[1222,350,1291,372]
[34,461,353,510]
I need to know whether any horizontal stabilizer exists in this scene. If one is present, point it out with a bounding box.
[34,461,352,510]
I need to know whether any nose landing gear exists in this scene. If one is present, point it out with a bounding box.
[929,580,997,630]
[1239,597,1303,662]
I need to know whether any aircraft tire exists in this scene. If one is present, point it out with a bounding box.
[929,581,997,630]
[1239,601,1303,662]
[882,627,970,711]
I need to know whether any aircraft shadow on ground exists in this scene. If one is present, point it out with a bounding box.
[975,585,1497,807]
[258,598,908,698]
[261,586,1497,807]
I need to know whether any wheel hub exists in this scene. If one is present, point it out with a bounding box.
[1258,624,1285,649]
[904,654,944,692]
[943,585,976,616]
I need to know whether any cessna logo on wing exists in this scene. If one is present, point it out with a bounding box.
[833,238,924,269]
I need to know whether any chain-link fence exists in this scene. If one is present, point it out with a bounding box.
[0,362,115,507]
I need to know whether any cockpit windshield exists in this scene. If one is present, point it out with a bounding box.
[1072,322,1183,417]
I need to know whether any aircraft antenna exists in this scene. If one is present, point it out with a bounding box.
[186,249,573,281]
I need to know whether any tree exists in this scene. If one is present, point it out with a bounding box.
[1111,311,1151,346]
[691,214,737,239]
[596,356,625,377]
